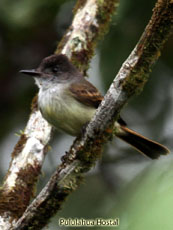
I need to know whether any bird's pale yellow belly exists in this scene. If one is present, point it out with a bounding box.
[38,87,96,136]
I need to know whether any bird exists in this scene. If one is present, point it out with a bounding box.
[20,54,170,159]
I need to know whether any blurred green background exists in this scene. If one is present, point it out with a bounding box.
[0,0,173,229]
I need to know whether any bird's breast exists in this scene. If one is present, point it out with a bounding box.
[38,86,95,136]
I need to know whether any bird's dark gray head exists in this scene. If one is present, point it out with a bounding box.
[38,54,77,75]
[20,54,80,87]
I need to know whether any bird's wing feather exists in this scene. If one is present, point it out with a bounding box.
[69,79,103,108]
[69,78,126,125]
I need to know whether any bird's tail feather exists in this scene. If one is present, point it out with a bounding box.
[116,126,169,159]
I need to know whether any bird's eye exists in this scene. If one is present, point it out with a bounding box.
[52,66,59,73]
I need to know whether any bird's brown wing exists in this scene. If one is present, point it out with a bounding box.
[69,78,169,159]
[69,79,126,124]
[69,78,103,108]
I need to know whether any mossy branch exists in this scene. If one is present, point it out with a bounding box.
[0,0,119,229]
[12,0,173,229]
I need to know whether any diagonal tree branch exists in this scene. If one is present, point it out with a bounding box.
[12,0,173,229]
[0,0,119,229]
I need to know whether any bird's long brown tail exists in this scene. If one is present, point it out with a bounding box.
[116,125,170,159]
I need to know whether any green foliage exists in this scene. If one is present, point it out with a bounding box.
[0,0,65,29]
[112,158,173,230]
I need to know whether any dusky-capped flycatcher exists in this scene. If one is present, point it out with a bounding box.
[20,54,169,159]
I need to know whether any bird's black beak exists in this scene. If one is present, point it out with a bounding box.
[19,69,41,77]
